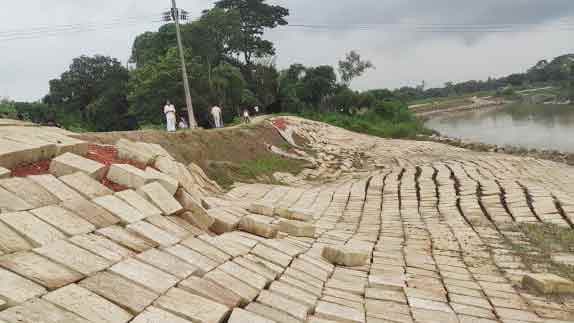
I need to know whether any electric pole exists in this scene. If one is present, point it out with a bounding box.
[165,0,197,128]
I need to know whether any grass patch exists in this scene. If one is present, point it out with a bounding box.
[206,156,307,190]
[301,112,431,139]
[505,223,574,284]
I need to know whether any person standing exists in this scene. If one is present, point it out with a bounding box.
[164,100,177,132]
[178,117,189,129]
[243,109,251,124]
[254,105,260,115]
[211,105,223,128]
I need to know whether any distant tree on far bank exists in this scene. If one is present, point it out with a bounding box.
[338,51,374,86]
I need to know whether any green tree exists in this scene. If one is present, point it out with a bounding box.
[299,65,337,107]
[338,50,374,86]
[211,63,247,117]
[131,25,177,68]
[44,55,131,131]
[214,0,289,65]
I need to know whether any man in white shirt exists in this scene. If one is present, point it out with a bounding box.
[211,105,223,128]
[163,101,177,132]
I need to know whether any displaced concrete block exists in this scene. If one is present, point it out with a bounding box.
[0,251,83,290]
[138,182,183,216]
[275,207,314,222]
[248,201,275,216]
[154,288,230,323]
[116,189,161,218]
[80,271,158,315]
[239,215,278,239]
[0,177,59,208]
[107,164,153,189]
[93,195,146,224]
[116,139,158,165]
[59,172,113,199]
[322,245,370,267]
[208,208,240,234]
[180,211,214,231]
[146,167,179,195]
[43,284,133,323]
[50,152,106,179]
[523,273,574,295]
[279,219,316,238]
[176,189,210,219]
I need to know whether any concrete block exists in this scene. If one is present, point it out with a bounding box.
[80,272,158,315]
[116,189,161,218]
[245,302,302,323]
[138,181,182,215]
[33,240,111,276]
[0,167,11,179]
[204,269,258,305]
[127,221,180,247]
[248,201,275,216]
[96,225,157,252]
[131,306,194,323]
[146,215,195,239]
[93,195,146,224]
[251,244,292,268]
[219,260,269,290]
[228,309,275,323]
[275,207,313,222]
[208,208,240,234]
[322,245,370,267]
[69,233,134,263]
[146,167,179,195]
[0,298,91,323]
[59,172,113,199]
[239,215,278,239]
[164,245,218,275]
[0,267,46,305]
[178,276,242,308]
[137,248,199,279]
[314,300,364,323]
[43,284,133,323]
[50,152,106,179]
[523,273,574,295]
[30,205,95,236]
[60,198,120,228]
[28,174,84,201]
[107,164,153,189]
[0,211,66,246]
[154,288,230,323]
[0,251,83,290]
[110,258,178,294]
[279,219,315,237]
[256,290,310,320]
[0,221,33,253]
[0,177,59,208]
[0,186,33,212]
[181,237,231,263]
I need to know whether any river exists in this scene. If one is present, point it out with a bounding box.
[425,103,574,153]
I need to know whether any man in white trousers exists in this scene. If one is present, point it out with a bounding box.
[164,100,177,132]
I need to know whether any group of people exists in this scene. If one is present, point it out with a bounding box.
[163,100,260,132]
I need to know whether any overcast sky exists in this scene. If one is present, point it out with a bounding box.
[1,0,573,101]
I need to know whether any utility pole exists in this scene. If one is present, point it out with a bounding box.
[167,0,197,128]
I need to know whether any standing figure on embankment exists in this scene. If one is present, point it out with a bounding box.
[163,100,177,132]
[211,105,223,128]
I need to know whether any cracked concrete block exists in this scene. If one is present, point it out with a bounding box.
[138,182,183,216]
[322,245,370,267]
[522,273,574,295]
[107,164,153,189]
[239,215,278,239]
[279,219,316,238]
[50,152,106,179]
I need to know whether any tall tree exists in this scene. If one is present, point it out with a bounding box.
[44,55,132,131]
[214,0,289,65]
[338,50,374,86]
